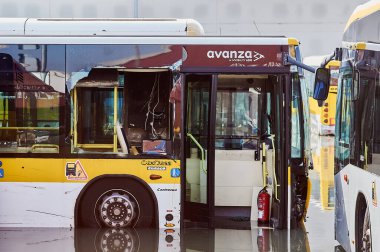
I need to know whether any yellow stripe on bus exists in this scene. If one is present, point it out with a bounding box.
[0,158,180,184]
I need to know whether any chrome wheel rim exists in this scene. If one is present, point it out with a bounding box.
[96,190,139,228]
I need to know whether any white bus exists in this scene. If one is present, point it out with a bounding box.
[313,1,380,251]
[0,18,311,231]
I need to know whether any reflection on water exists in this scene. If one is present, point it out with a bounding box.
[184,227,310,252]
[75,228,163,252]
[0,226,312,252]
[304,134,338,250]
[310,134,335,210]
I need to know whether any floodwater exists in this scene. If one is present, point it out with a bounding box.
[0,135,338,252]
[305,134,338,251]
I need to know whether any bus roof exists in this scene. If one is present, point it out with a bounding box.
[0,18,205,36]
[0,18,300,46]
[0,35,297,46]
[343,0,380,44]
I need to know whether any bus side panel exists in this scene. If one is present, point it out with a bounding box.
[0,181,83,227]
[0,158,181,228]
[0,183,181,229]
[149,183,181,229]
[337,165,380,252]
[335,171,352,252]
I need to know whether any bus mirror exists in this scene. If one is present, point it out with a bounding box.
[313,67,330,101]
[352,70,360,101]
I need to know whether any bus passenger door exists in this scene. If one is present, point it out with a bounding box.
[213,74,270,226]
[269,75,287,229]
[183,74,214,226]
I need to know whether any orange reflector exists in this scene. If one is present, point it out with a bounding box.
[344,174,349,184]
[324,103,328,106]
[324,108,328,112]
[165,223,175,227]
[150,174,162,180]
[165,229,175,234]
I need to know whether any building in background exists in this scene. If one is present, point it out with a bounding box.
[0,0,367,56]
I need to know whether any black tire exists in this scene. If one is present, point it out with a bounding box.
[78,177,155,228]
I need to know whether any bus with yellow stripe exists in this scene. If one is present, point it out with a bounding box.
[304,56,339,135]
[0,18,312,231]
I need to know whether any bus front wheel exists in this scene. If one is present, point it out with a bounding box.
[78,177,155,228]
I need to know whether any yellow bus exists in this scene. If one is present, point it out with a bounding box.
[304,56,339,135]
[0,18,312,230]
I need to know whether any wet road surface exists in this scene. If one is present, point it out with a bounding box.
[0,135,338,251]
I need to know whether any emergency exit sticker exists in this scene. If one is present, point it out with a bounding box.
[0,168,3,178]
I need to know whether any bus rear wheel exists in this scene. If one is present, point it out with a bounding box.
[78,177,155,228]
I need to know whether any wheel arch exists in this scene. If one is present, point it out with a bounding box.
[74,174,159,228]
[355,191,368,250]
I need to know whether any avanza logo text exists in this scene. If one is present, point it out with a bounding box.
[206,50,265,62]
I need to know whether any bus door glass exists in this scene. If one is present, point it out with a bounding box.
[184,73,276,226]
[334,61,356,246]
[184,74,212,223]
[214,75,272,210]
[270,75,287,229]
[335,65,356,170]
[291,74,303,159]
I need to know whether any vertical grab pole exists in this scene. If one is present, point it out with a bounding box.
[262,142,267,187]
[73,87,78,148]
[113,86,118,153]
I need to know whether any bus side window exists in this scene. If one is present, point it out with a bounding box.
[358,78,374,168]
[0,45,65,154]
[366,81,380,173]
[124,72,171,150]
